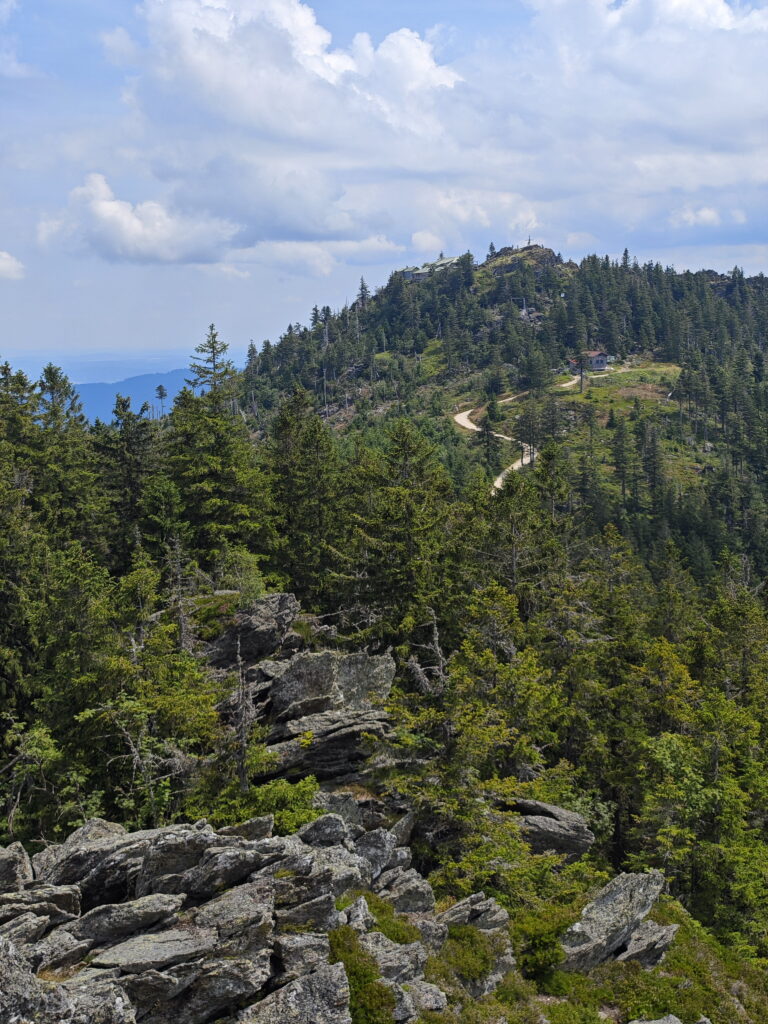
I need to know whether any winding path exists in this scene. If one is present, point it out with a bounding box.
[453,375,580,491]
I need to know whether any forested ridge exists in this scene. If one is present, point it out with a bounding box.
[5,244,768,1021]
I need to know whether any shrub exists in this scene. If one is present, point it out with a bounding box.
[329,925,397,1024]
[337,891,422,945]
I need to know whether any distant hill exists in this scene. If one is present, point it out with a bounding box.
[76,368,188,422]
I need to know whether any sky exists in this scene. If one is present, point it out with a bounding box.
[1,0,767,381]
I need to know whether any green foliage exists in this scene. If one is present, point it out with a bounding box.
[336,892,422,944]
[185,736,319,834]
[328,925,397,1024]
[441,924,503,982]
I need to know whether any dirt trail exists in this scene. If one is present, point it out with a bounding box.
[453,375,579,490]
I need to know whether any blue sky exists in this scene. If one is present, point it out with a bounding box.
[1,0,767,381]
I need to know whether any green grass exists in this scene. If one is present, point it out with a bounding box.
[421,338,447,378]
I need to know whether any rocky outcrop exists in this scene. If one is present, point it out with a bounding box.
[561,871,672,971]
[505,799,595,861]
[208,593,302,666]
[0,936,136,1024]
[212,597,397,783]
[0,814,516,1024]
[257,651,396,780]
[0,602,682,1023]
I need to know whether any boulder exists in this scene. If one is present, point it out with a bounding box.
[209,593,301,667]
[91,926,219,973]
[262,842,372,901]
[264,709,392,780]
[275,893,339,931]
[267,651,394,722]
[345,895,375,933]
[374,866,436,913]
[389,812,417,848]
[60,975,137,1024]
[616,919,680,968]
[0,937,133,1024]
[179,841,284,897]
[408,979,448,1013]
[0,895,77,929]
[381,980,414,1023]
[405,913,447,951]
[76,839,154,910]
[312,791,364,826]
[0,909,50,944]
[298,814,350,848]
[134,825,234,897]
[0,938,69,1020]
[253,651,396,781]
[67,893,185,944]
[508,799,595,861]
[438,892,509,932]
[274,933,331,983]
[0,841,33,891]
[142,953,272,1024]
[35,818,127,883]
[561,871,665,972]
[219,815,275,841]
[357,930,428,983]
[7,883,81,917]
[237,962,352,1024]
[354,829,398,880]
[32,928,92,973]
[192,881,274,952]
[119,959,203,1009]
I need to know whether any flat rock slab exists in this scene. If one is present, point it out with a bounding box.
[92,926,218,973]
[68,893,185,943]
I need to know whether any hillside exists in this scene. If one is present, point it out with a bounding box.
[3,245,768,1022]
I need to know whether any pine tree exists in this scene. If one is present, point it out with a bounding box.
[186,324,235,398]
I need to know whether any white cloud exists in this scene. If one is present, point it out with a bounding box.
[0,250,24,280]
[101,27,140,66]
[139,0,459,141]
[412,230,444,253]
[32,0,768,282]
[41,174,238,263]
[670,205,721,227]
[230,234,404,276]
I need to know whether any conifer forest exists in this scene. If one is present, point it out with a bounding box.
[6,244,768,1023]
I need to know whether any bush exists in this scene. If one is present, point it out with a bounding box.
[337,891,422,945]
[329,925,397,1024]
